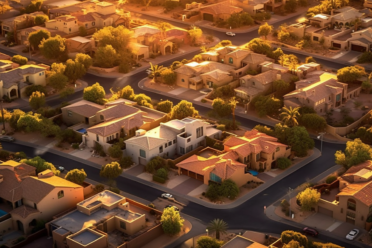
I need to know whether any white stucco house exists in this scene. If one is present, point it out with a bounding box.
[124,118,221,165]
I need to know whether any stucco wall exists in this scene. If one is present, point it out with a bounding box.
[0,218,13,234]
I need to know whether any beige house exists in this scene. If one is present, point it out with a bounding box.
[284,70,361,114]
[1,12,44,36]
[17,26,65,46]
[224,130,291,172]
[199,1,243,22]
[314,161,372,229]
[231,0,269,15]
[364,0,372,8]
[0,64,47,99]
[66,36,94,55]
[264,0,286,12]
[0,162,84,235]
[49,190,156,248]
[49,1,97,19]
[222,235,268,248]
[0,60,19,71]
[45,15,79,34]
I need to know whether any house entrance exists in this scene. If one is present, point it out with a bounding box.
[203,13,214,22]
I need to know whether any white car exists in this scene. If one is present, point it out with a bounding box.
[346,229,359,240]
[161,193,173,199]
[226,32,236,37]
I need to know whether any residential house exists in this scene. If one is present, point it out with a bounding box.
[125,117,221,165]
[66,36,94,55]
[1,12,44,36]
[176,148,261,186]
[313,160,372,229]
[0,163,83,235]
[61,99,104,126]
[17,26,65,46]
[232,0,269,15]
[0,60,19,72]
[48,1,97,19]
[364,0,372,8]
[222,235,269,248]
[284,70,361,114]
[264,0,286,12]
[0,64,47,99]
[199,1,243,22]
[174,61,235,89]
[224,129,291,171]
[49,190,162,248]
[45,15,79,34]
[296,62,321,79]
[330,27,372,52]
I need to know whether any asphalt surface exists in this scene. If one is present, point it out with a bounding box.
[0,13,366,247]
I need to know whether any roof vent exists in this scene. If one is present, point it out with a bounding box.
[136,129,146,136]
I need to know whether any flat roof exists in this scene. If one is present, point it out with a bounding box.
[44,0,80,7]
[222,236,262,248]
[70,229,103,245]
[163,120,186,130]
[78,191,124,208]
[54,228,70,235]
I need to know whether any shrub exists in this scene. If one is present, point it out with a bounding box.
[281,230,308,247]
[326,176,337,184]
[201,98,207,103]
[205,183,221,201]
[109,187,120,194]
[357,52,372,64]
[148,203,156,209]
[12,55,28,65]
[220,179,239,199]
[146,156,166,173]
[108,143,123,159]
[153,174,166,183]
[0,150,10,160]
[277,157,291,170]
[156,168,168,179]
[14,151,27,159]
[94,184,105,193]
[25,85,47,97]
[119,156,133,169]
[72,143,79,149]
[216,124,226,131]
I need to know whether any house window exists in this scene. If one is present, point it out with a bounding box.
[58,190,64,199]
[85,24,88,28]
[69,28,71,32]
[96,135,99,142]
[252,81,255,86]
[244,156,250,163]
[159,146,163,153]
[140,149,146,158]
[173,139,176,144]
[347,199,356,211]
[100,115,104,120]
[180,147,185,154]
[68,111,72,117]
[207,81,213,88]
[256,153,260,161]
[229,57,233,64]
[221,59,224,62]
[120,221,126,230]
[313,36,319,41]
[336,94,341,102]
[182,79,185,82]
[196,127,203,138]
[347,211,356,220]
[276,147,280,152]
[186,145,193,153]
[187,138,191,143]
[210,172,221,183]
[168,141,172,146]
[165,143,168,148]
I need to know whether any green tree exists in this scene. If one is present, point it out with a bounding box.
[258,22,273,40]
[220,179,239,199]
[196,236,223,248]
[11,55,28,65]
[116,85,134,100]
[281,231,308,247]
[285,0,297,12]
[108,143,123,159]
[272,47,284,62]
[64,59,86,83]
[64,169,87,185]
[169,100,199,120]
[92,26,133,53]
[60,87,75,98]
[286,126,314,157]
[280,106,300,127]
[17,113,41,132]
[34,14,49,25]
[28,29,50,50]
[148,62,165,83]
[50,62,66,74]
[283,240,304,248]
[157,100,173,113]
[119,156,133,169]
[300,113,326,132]
[246,38,272,56]
[161,207,184,235]
[100,162,123,185]
[207,219,228,240]
[21,156,60,175]
[145,156,165,173]
[29,91,45,110]
[227,12,253,28]
[335,138,372,168]
[188,26,203,45]
[94,45,118,68]
[48,73,68,91]
[160,68,176,85]
[296,188,320,211]
[133,94,152,107]
[229,97,238,130]
[212,98,232,117]
[79,26,87,36]
[253,95,282,117]
[337,65,366,84]
[39,35,66,60]
[83,82,106,105]
[75,53,92,71]
[273,79,290,97]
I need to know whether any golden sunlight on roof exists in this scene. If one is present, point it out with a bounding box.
[1,160,21,167]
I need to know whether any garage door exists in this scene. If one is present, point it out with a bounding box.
[203,13,214,22]
[351,44,366,52]
[332,43,341,48]
[318,206,333,217]
[196,174,204,182]
[138,157,147,165]
[180,168,188,175]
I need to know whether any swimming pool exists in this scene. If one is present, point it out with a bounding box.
[0,209,8,217]
[77,128,87,134]
[248,170,259,176]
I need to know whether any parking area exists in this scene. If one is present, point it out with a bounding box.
[172,177,204,195]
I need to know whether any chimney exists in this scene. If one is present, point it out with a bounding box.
[38,169,54,178]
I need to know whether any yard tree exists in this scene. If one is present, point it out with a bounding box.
[188,26,203,45]
[281,231,308,247]
[64,59,86,83]
[29,91,45,110]
[258,22,273,40]
[65,169,87,185]
[108,143,123,159]
[156,21,172,38]
[254,125,275,137]
[337,65,366,84]
[280,106,300,127]
[116,85,134,100]
[227,12,253,29]
[100,162,123,185]
[50,62,66,74]
[21,156,60,175]
[305,56,316,63]
[246,38,272,56]
[133,93,152,107]
[254,95,282,117]
[169,100,199,120]
[335,138,372,168]
[28,29,50,50]
[279,54,299,71]
[94,45,118,68]
[148,62,165,83]
[286,126,314,157]
[300,113,326,132]
[39,35,66,60]
[145,156,165,173]
[34,14,49,25]
[0,1,11,14]
[283,240,304,248]
[220,179,239,199]
[75,53,93,71]
[272,47,284,62]
[229,97,238,130]
[11,55,28,65]
[48,72,68,91]
[285,0,297,12]
[119,156,133,169]
[17,113,41,132]
[83,82,106,105]
[157,100,173,113]
[207,219,228,240]
[212,98,232,117]
[161,207,184,235]
[296,188,320,211]
[92,26,133,54]
[273,79,290,96]
[196,236,223,248]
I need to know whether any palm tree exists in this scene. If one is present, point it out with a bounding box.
[280,106,300,127]
[353,18,362,31]
[229,97,238,130]
[207,219,228,240]
[148,62,165,83]
[156,21,172,39]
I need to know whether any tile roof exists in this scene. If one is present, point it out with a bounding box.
[201,2,243,15]
[0,169,23,203]
[240,70,278,85]
[201,69,231,80]
[242,52,271,64]
[226,49,250,59]
[62,100,104,118]
[353,27,372,39]
[75,12,96,22]
[333,8,364,21]
[132,24,160,38]
[174,61,234,77]
[10,205,40,219]
[97,104,139,121]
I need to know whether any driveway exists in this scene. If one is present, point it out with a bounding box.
[332,222,366,240]
[172,177,203,195]
[334,51,361,62]
[302,213,338,231]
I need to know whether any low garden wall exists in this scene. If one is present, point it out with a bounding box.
[0,217,13,235]
[326,110,370,138]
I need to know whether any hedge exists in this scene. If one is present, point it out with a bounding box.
[277,157,291,170]
[153,175,166,184]
[326,176,337,184]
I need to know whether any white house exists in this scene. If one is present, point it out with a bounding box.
[125,118,221,165]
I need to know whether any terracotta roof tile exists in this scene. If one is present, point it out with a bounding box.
[201,2,242,15]
[62,100,103,118]
[10,205,40,219]
[97,104,139,121]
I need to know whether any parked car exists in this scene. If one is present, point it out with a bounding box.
[57,166,65,172]
[226,32,236,37]
[0,136,15,142]
[302,227,319,237]
[346,229,359,240]
[161,193,173,199]
[165,205,179,211]
[200,89,212,95]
